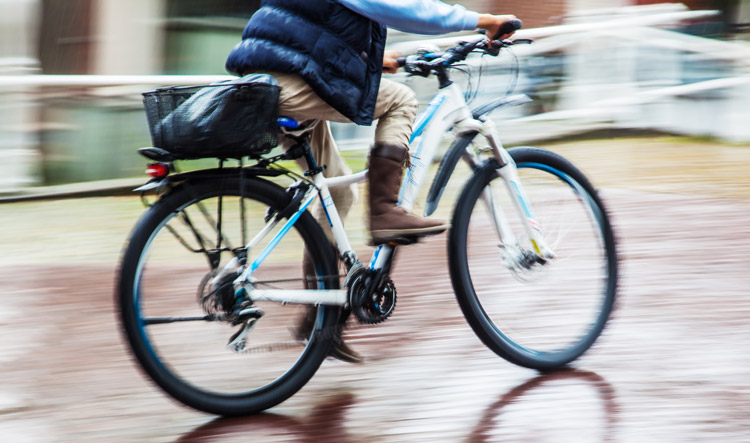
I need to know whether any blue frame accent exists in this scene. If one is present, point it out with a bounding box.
[398,95,445,204]
[409,94,445,143]
[369,245,383,269]
[509,180,533,218]
[321,195,335,227]
[249,196,316,274]
[397,138,424,204]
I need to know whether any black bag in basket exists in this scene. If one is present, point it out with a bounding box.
[143,74,280,159]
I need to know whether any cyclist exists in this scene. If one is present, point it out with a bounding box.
[226,0,518,362]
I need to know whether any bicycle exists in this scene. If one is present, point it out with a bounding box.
[117,28,618,416]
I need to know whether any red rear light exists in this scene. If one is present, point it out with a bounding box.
[146,162,170,178]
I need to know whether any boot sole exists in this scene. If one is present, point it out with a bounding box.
[370,224,450,246]
[329,344,364,364]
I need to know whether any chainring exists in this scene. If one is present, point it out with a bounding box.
[347,267,397,324]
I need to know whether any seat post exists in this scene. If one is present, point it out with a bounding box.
[279,117,326,176]
[284,133,325,177]
[300,139,317,169]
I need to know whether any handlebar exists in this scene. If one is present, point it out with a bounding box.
[493,18,523,40]
[396,34,532,79]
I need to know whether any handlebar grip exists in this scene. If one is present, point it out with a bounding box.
[396,57,406,67]
[493,19,522,40]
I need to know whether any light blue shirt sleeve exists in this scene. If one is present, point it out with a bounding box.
[339,0,480,35]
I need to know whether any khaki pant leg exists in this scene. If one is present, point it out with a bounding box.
[372,78,418,149]
[305,121,357,244]
[270,73,357,244]
[268,73,417,242]
[273,73,417,150]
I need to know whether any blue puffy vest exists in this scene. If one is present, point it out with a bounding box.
[225,0,387,125]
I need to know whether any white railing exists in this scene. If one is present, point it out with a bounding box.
[1,4,748,193]
[0,75,233,88]
[388,8,721,54]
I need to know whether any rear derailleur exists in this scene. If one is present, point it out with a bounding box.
[197,265,264,352]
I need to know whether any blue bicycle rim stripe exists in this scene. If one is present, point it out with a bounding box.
[135,272,161,365]
[520,163,577,193]
[510,162,584,220]
[521,161,604,230]
[503,161,588,358]
[135,231,165,368]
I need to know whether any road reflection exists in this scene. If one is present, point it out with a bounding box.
[175,392,357,443]
[174,369,617,442]
[467,369,618,443]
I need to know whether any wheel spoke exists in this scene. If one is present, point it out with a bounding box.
[449,148,617,370]
[118,176,341,415]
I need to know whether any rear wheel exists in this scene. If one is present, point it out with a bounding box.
[449,147,617,370]
[118,176,340,415]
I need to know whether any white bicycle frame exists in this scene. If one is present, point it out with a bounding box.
[231,83,556,307]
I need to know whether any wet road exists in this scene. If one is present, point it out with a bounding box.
[1,138,749,442]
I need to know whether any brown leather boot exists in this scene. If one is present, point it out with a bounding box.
[368,143,450,245]
[295,249,362,364]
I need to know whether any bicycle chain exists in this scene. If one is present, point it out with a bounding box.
[197,261,397,355]
[230,268,398,354]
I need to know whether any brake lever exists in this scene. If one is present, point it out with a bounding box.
[403,56,433,77]
[483,37,534,56]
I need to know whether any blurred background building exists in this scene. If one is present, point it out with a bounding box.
[0,1,748,191]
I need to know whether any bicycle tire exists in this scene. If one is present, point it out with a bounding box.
[449,147,617,370]
[118,175,340,416]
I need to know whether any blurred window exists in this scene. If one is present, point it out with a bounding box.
[39,0,94,74]
[163,1,261,74]
[165,0,260,29]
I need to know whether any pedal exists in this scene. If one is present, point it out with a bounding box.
[375,236,420,246]
[372,228,448,246]
[391,236,420,246]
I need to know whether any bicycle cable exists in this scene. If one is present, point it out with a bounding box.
[449,41,523,108]
[504,46,520,98]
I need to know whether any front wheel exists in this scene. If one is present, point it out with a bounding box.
[449,147,617,370]
[118,176,340,416]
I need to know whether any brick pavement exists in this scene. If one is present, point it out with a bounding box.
[0,138,748,442]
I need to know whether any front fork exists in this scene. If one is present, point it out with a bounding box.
[477,122,556,263]
[496,163,555,260]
